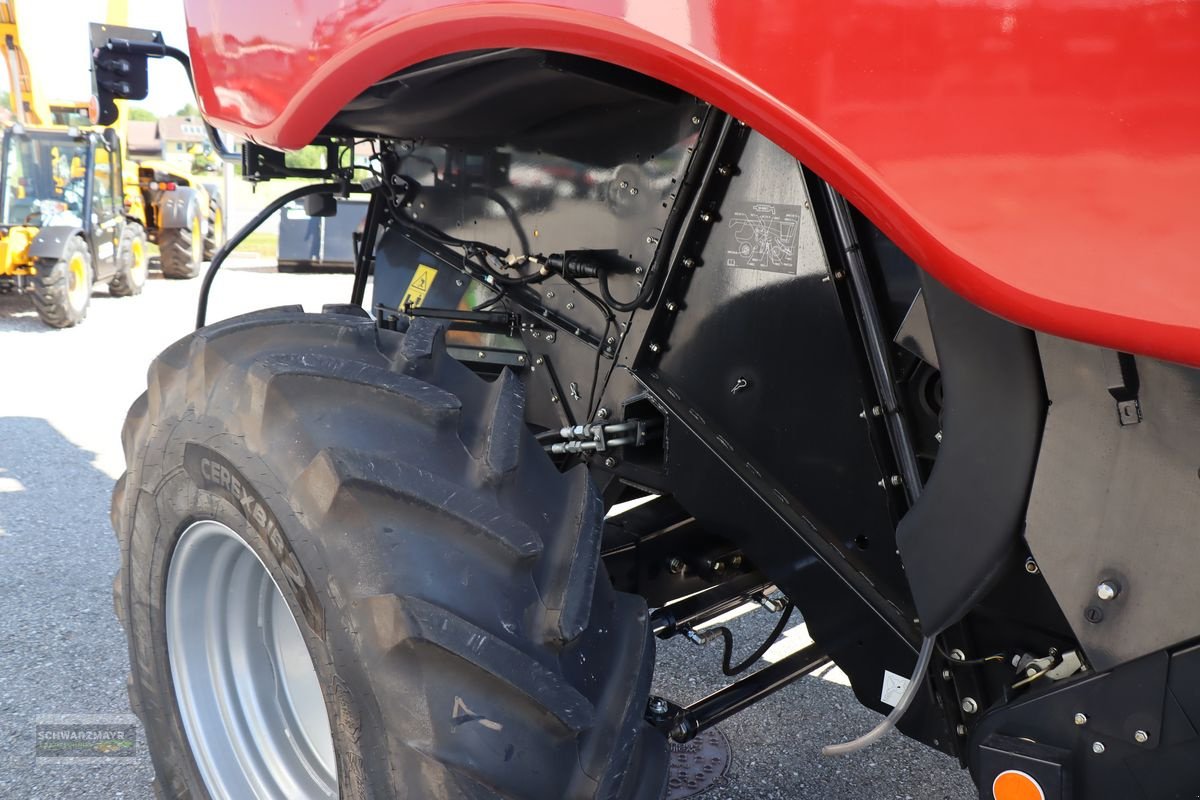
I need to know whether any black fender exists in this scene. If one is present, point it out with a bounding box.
[154,185,204,234]
[28,226,86,262]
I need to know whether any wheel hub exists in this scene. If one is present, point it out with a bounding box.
[166,520,337,799]
[66,253,87,308]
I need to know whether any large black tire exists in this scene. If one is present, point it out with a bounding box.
[112,306,667,799]
[158,206,204,279]
[202,187,225,260]
[109,222,149,297]
[32,235,92,327]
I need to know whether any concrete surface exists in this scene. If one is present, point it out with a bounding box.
[0,256,978,799]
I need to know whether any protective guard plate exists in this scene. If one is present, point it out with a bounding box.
[1025,335,1200,670]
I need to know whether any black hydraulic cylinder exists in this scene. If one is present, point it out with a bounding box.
[669,643,830,741]
[650,574,774,639]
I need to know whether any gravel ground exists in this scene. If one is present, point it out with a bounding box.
[0,253,977,799]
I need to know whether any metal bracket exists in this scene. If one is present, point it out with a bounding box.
[1106,351,1142,426]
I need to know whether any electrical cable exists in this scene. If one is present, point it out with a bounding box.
[470,185,532,258]
[934,639,1006,667]
[599,268,656,313]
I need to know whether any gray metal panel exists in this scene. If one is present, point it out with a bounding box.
[1025,334,1200,670]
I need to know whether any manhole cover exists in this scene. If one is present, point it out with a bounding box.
[664,726,731,799]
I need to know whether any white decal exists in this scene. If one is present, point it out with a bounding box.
[880,670,910,708]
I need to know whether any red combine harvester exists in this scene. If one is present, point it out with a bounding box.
[92,2,1200,798]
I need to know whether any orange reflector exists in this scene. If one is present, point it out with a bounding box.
[993,769,1045,800]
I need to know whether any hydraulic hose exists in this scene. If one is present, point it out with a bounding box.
[196,182,351,328]
[821,635,936,756]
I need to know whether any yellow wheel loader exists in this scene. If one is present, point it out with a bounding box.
[0,125,148,326]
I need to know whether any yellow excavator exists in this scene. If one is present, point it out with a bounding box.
[0,0,222,327]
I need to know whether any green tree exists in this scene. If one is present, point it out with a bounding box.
[284,145,326,170]
[174,102,199,117]
[127,106,157,121]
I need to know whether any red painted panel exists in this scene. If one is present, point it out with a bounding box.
[183,0,1200,365]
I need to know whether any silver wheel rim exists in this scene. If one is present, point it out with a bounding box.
[166,520,337,799]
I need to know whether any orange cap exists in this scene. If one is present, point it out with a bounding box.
[992,770,1046,800]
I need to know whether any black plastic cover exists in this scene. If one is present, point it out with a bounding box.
[895,274,1046,635]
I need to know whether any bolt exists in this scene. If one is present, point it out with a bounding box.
[1025,558,1040,574]
[477,351,487,360]
[1097,580,1120,601]
[711,560,725,574]
[668,557,684,573]
[682,257,696,269]
[935,430,943,442]
[949,649,966,662]
[517,355,527,365]
[699,211,713,223]
[730,554,743,568]
[620,180,629,189]
[1092,741,1106,755]
[669,718,696,743]
[596,408,610,420]
[942,669,952,681]
[889,475,902,487]
[455,278,464,287]
[691,115,701,125]
[545,333,556,343]
[630,187,639,196]
[956,724,967,736]
[832,270,845,279]
[550,395,559,403]
[718,165,732,177]
[1085,605,1105,623]
[566,302,575,310]
[604,456,618,469]
[649,697,669,716]
[634,266,644,275]
[535,356,545,365]
[1134,730,1149,744]
[871,405,883,416]
[665,301,678,312]
[961,698,979,715]
[546,290,555,298]
[648,343,661,353]
[1074,713,1088,726]
[606,336,616,345]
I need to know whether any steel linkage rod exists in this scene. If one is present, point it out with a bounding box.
[652,643,831,742]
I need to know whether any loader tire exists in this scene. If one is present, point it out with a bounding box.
[111,306,668,800]
[158,207,204,279]
[109,223,148,297]
[202,190,225,260]
[32,235,92,327]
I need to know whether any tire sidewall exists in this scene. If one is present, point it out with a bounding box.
[124,426,383,800]
[69,241,94,315]
[114,224,148,295]
[125,225,148,292]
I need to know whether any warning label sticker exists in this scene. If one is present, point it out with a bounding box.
[725,202,803,274]
[401,264,438,309]
[880,670,911,708]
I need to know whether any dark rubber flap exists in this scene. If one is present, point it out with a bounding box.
[895,274,1046,635]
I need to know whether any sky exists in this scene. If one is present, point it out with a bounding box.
[12,0,194,116]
